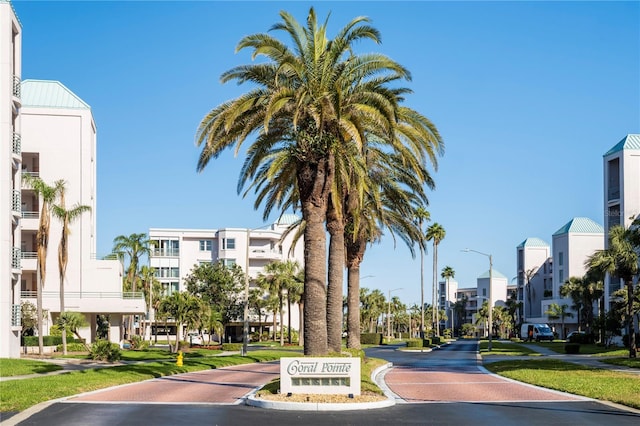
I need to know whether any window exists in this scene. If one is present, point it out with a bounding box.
[155,267,179,278]
[482,288,486,297]
[199,240,212,251]
[162,282,179,296]
[223,238,236,250]
[559,270,564,285]
[152,239,180,256]
[222,259,236,268]
[558,252,563,266]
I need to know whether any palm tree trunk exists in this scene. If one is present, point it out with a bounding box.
[37,263,44,355]
[326,207,344,353]
[432,243,438,335]
[279,295,284,346]
[420,246,425,339]
[346,265,361,349]
[626,279,637,358]
[298,301,304,347]
[287,296,292,344]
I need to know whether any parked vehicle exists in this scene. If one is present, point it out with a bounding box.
[521,323,554,342]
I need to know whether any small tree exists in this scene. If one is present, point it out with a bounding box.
[545,303,574,339]
[56,312,89,347]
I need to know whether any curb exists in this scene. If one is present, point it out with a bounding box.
[245,362,396,411]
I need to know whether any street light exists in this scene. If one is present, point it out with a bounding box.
[387,287,403,340]
[462,248,493,351]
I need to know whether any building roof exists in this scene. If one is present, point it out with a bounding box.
[603,134,640,157]
[477,269,507,280]
[517,237,549,248]
[275,214,301,226]
[553,217,604,236]
[21,80,90,109]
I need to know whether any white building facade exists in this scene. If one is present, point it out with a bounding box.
[0,0,22,358]
[603,134,640,303]
[18,80,146,345]
[149,215,304,342]
[516,237,552,321]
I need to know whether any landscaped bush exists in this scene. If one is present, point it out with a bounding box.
[341,348,365,359]
[129,335,149,350]
[422,338,432,347]
[569,333,595,344]
[22,336,83,347]
[406,339,423,348]
[564,343,580,354]
[89,339,121,361]
[360,333,383,345]
[431,336,441,345]
[222,343,242,351]
[56,342,88,352]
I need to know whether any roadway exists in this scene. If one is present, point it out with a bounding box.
[8,340,640,426]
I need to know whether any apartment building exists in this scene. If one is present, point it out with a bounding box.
[149,214,304,342]
[603,134,640,302]
[438,277,458,330]
[0,0,22,358]
[18,79,146,345]
[516,237,552,321]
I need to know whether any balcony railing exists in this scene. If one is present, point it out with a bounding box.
[150,248,180,257]
[21,211,39,219]
[21,251,37,259]
[12,132,21,155]
[12,190,21,212]
[12,75,21,98]
[12,247,21,269]
[21,291,144,300]
[12,304,21,327]
[22,171,40,179]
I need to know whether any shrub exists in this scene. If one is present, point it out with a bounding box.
[569,333,595,344]
[360,333,383,345]
[341,348,365,359]
[564,343,580,354]
[57,342,88,352]
[422,338,432,347]
[129,335,149,350]
[222,343,243,351]
[90,339,121,361]
[431,336,441,345]
[406,339,423,348]
[21,335,84,346]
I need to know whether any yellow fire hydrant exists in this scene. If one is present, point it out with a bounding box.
[176,350,183,367]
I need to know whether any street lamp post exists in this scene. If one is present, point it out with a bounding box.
[242,228,250,356]
[462,248,493,351]
[387,287,403,340]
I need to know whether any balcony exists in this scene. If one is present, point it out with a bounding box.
[12,189,21,215]
[12,75,21,99]
[21,291,146,314]
[12,132,21,158]
[150,248,180,257]
[12,247,21,270]
[12,304,21,328]
[249,248,282,260]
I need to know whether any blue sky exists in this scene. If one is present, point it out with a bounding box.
[12,1,640,307]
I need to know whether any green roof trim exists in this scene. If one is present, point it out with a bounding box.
[603,134,640,157]
[276,214,300,226]
[478,269,507,280]
[517,237,549,248]
[553,217,603,236]
[21,80,90,110]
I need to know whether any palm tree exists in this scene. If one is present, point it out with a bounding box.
[51,184,91,355]
[157,292,205,353]
[138,265,160,342]
[415,207,430,338]
[545,303,573,339]
[560,277,586,331]
[441,266,455,335]
[113,233,150,338]
[22,175,64,355]
[426,223,445,336]
[196,8,438,355]
[587,224,639,358]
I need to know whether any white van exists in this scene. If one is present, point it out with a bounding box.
[521,323,554,342]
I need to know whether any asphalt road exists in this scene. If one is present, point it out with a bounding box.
[9,340,640,426]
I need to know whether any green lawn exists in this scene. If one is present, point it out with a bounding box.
[524,341,631,356]
[479,341,541,356]
[0,350,297,414]
[600,357,640,369]
[484,359,640,409]
[0,358,63,377]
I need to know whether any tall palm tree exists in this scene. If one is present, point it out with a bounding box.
[113,233,150,337]
[426,223,445,336]
[52,184,91,355]
[138,265,160,342]
[196,8,433,355]
[415,207,431,338]
[441,266,455,334]
[587,224,639,358]
[22,175,64,355]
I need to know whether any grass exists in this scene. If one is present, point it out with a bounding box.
[484,359,640,409]
[479,341,541,356]
[600,357,640,369]
[524,341,631,356]
[0,350,297,414]
[0,358,63,377]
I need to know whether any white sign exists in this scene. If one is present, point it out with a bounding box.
[280,357,361,395]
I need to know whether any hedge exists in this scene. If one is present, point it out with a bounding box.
[22,336,83,346]
[360,333,383,345]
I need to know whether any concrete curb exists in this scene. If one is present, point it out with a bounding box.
[245,362,396,411]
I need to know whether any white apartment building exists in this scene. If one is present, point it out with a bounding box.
[438,277,457,330]
[516,237,552,321]
[603,134,640,302]
[149,214,304,342]
[0,0,22,358]
[18,80,146,345]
